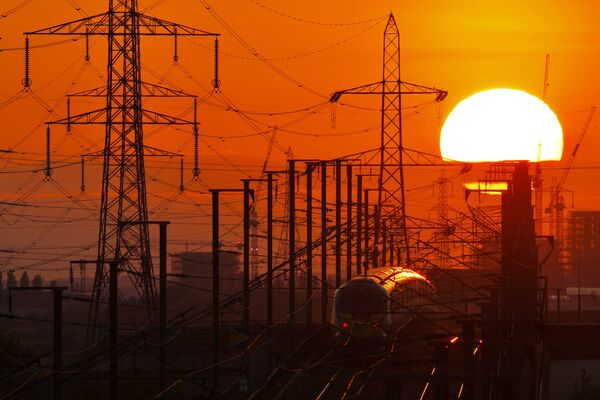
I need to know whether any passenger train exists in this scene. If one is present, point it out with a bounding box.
[331,267,436,342]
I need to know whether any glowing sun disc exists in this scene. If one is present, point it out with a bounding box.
[440,88,563,162]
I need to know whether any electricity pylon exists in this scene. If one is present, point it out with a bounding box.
[26,0,218,334]
[329,14,447,265]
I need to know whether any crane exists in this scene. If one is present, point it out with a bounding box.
[534,54,550,234]
[250,127,278,278]
[546,106,596,269]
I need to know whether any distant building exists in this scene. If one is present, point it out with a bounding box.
[564,210,600,288]
[171,250,241,280]
[170,251,242,318]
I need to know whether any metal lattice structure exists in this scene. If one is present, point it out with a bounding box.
[330,14,447,265]
[27,0,218,332]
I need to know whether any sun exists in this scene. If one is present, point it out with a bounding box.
[440,88,563,162]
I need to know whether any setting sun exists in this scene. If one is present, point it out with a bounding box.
[440,88,563,162]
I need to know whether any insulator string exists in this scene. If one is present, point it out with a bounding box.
[45,125,51,177]
[193,97,200,178]
[23,35,32,90]
[212,36,220,90]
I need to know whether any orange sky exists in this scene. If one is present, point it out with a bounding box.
[1,0,599,276]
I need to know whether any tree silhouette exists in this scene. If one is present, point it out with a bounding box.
[6,271,17,288]
[32,275,42,288]
[19,271,29,288]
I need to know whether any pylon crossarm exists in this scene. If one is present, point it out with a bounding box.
[82,146,182,159]
[139,82,196,97]
[402,148,463,166]
[135,13,219,36]
[330,81,383,101]
[330,80,447,101]
[141,109,194,125]
[26,13,110,36]
[48,108,107,125]
[143,146,184,158]
[68,86,109,97]
[400,81,448,101]
[48,108,194,125]
[68,82,195,98]
[26,12,219,37]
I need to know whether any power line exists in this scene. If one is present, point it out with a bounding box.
[247,0,387,26]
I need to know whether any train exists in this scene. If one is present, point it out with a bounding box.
[331,266,436,342]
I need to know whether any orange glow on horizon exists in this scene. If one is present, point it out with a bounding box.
[464,181,509,195]
[440,89,563,163]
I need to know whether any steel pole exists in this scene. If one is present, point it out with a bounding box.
[289,160,296,323]
[243,180,250,330]
[321,161,328,323]
[364,190,370,273]
[109,261,118,400]
[335,160,342,288]
[267,174,274,327]
[158,222,168,393]
[346,165,352,281]
[306,164,313,328]
[356,175,363,276]
[53,289,63,400]
[211,191,220,389]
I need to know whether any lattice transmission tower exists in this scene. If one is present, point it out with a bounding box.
[26,0,218,331]
[330,14,447,265]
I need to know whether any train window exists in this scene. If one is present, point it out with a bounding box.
[338,285,388,315]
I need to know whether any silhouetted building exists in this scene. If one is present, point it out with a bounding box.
[564,210,600,288]
[170,251,242,322]
[171,250,241,281]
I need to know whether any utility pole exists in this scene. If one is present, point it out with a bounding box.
[356,175,363,276]
[9,286,66,400]
[321,161,328,323]
[382,219,387,265]
[120,220,170,393]
[25,0,219,334]
[241,179,262,330]
[212,190,220,391]
[210,189,243,390]
[242,180,251,331]
[335,160,342,288]
[158,222,168,393]
[267,173,274,327]
[306,164,314,328]
[364,189,370,272]
[109,260,118,400]
[346,165,353,281]
[288,160,296,323]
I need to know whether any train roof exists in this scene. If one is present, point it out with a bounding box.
[363,266,431,286]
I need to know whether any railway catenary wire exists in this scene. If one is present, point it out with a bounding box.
[152,292,323,398]
[148,238,486,396]
[184,17,385,62]
[131,189,498,327]
[1,171,498,280]
[246,324,338,399]
[0,0,35,20]
[316,311,417,399]
[299,298,451,400]
[2,79,494,398]
[1,225,492,396]
[0,7,500,400]
[246,0,387,27]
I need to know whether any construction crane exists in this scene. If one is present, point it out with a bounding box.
[250,127,278,278]
[534,54,550,234]
[546,106,596,269]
